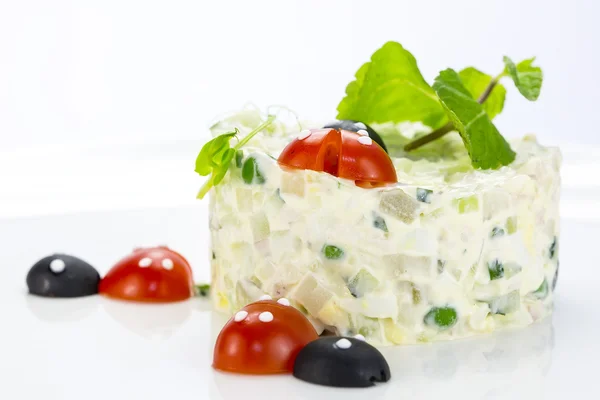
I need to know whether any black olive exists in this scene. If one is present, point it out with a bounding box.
[293,336,391,387]
[323,120,388,153]
[26,254,100,298]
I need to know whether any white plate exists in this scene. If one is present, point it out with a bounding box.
[1,141,599,400]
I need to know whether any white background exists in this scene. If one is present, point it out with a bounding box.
[0,0,598,153]
[1,3,600,399]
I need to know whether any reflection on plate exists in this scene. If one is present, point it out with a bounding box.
[100,297,193,338]
[380,317,554,398]
[26,294,100,323]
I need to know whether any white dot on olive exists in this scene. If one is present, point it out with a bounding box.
[162,258,174,270]
[335,338,352,349]
[138,257,152,268]
[297,130,311,140]
[49,259,66,273]
[259,311,274,322]
[358,136,372,145]
[234,311,248,322]
[357,129,369,136]
[354,334,366,341]
[277,298,290,306]
[355,122,367,129]
[259,294,272,301]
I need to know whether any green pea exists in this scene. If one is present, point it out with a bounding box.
[424,306,457,329]
[322,245,344,260]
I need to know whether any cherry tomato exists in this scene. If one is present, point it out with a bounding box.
[277,128,397,186]
[213,298,318,374]
[99,246,194,303]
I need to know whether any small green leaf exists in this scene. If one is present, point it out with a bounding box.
[322,244,344,260]
[195,116,275,199]
[242,157,266,184]
[433,69,516,169]
[503,56,543,101]
[194,283,211,297]
[337,41,447,129]
[458,67,506,119]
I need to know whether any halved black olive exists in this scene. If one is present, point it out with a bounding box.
[293,336,391,387]
[26,254,100,298]
[323,120,388,153]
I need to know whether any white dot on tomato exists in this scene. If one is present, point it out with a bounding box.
[258,311,274,322]
[357,129,369,137]
[297,129,311,140]
[277,298,290,306]
[258,294,272,301]
[358,136,372,145]
[49,259,66,274]
[335,338,352,349]
[234,311,248,322]
[138,257,152,268]
[162,258,174,270]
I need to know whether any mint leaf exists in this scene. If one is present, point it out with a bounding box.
[337,41,446,129]
[503,57,543,101]
[433,69,516,169]
[458,67,506,119]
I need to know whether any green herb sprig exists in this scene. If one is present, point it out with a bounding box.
[195,115,275,199]
[337,41,544,169]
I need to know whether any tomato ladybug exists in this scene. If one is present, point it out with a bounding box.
[323,120,388,153]
[99,246,194,303]
[277,128,397,187]
[213,297,318,374]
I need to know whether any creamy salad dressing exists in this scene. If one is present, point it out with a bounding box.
[208,111,561,345]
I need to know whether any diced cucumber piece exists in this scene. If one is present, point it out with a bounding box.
[490,227,505,238]
[379,189,418,224]
[488,259,504,280]
[372,212,388,232]
[322,244,344,260]
[242,157,266,184]
[424,306,458,329]
[552,261,559,291]
[454,195,479,214]
[531,279,549,299]
[549,237,558,259]
[416,188,433,204]
[235,150,244,168]
[412,285,422,304]
[437,260,445,274]
[347,269,379,298]
[506,216,518,234]
[503,262,522,278]
[489,290,520,315]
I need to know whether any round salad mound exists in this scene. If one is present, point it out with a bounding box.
[206,107,561,345]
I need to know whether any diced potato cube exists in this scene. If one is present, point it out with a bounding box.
[280,172,305,197]
[290,274,334,316]
[379,189,418,224]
